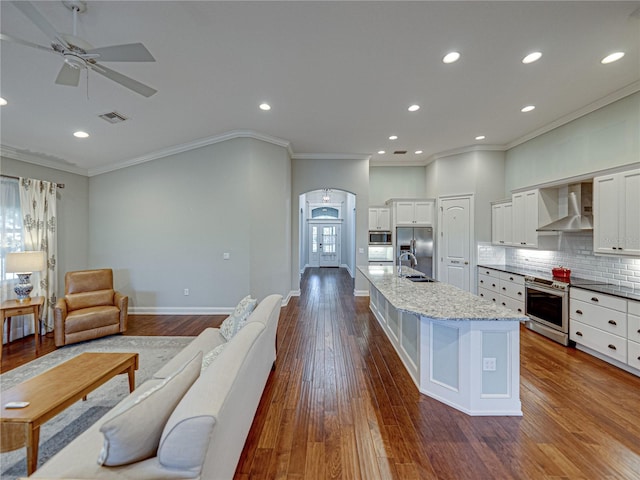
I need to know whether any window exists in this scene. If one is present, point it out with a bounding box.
[311,207,339,219]
[1,178,23,283]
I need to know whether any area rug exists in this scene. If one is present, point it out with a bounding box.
[0,335,195,480]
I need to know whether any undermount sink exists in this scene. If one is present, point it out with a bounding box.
[404,275,435,283]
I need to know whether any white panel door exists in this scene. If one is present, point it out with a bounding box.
[439,196,472,292]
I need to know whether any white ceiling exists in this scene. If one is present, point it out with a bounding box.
[1,1,639,176]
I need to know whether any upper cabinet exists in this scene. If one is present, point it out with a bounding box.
[394,200,434,226]
[593,169,640,256]
[368,207,391,231]
[511,189,558,249]
[491,201,513,246]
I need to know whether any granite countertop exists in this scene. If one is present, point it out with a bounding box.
[478,264,640,302]
[358,265,528,322]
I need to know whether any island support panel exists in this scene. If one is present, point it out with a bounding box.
[369,285,522,416]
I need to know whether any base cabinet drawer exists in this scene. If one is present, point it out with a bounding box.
[571,320,627,363]
[500,296,525,316]
[628,341,640,370]
[478,274,499,292]
[629,314,640,344]
[571,288,627,312]
[478,287,498,303]
[570,299,627,336]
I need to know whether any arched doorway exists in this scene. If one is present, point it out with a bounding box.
[299,188,356,276]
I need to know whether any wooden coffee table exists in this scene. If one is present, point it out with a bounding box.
[1,352,139,475]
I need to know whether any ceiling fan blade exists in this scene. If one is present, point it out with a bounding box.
[11,1,69,48]
[86,43,155,62]
[55,63,81,86]
[90,63,157,97]
[0,33,54,54]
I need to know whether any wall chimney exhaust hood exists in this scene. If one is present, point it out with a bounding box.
[537,182,593,232]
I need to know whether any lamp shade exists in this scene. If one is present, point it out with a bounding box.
[6,251,46,273]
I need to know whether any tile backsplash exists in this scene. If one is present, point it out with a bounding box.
[478,234,640,290]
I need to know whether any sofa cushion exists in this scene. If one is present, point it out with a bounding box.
[220,295,257,341]
[66,289,115,311]
[201,342,227,372]
[153,328,225,379]
[97,351,203,467]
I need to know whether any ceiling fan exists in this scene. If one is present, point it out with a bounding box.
[1,0,157,97]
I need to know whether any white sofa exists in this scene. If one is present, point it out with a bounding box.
[29,294,283,480]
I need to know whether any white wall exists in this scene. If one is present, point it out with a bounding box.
[369,166,427,205]
[89,137,291,312]
[292,157,369,293]
[1,156,90,297]
[425,150,506,242]
[505,92,640,192]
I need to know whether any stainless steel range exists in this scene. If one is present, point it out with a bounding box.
[524,275,608,346]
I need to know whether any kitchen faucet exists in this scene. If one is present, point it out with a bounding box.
[398,251,417,277]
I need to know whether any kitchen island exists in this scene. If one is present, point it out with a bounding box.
[358,265,528,416]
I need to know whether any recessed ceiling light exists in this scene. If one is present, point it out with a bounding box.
[73,131,89,138]
[415,150,423,154]
[601,52,625,64]
[521,105,536,113]
[522,52,542,64]
[389,135,398,140]
[259,103,271,111]
[442,52,460,64]
[408,104,420,112]
[378,150,386,155]
[0,97,7,106]
[475,135,486,140]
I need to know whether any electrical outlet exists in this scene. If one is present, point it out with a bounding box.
[483,357,497,371]
[223,252,230,260]
[183,288,189,296]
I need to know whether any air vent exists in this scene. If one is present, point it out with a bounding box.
[98,111,128,124]
[393,150,407,155]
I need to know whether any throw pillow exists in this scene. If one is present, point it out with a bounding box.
[201,343,227,372]
[219,295,257,341]
[97,351,203,466]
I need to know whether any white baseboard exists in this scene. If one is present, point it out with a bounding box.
[283,290,300,305]
[353,289,370,297]
[129,307,233,315]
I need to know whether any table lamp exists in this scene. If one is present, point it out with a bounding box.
[5,251,46,302]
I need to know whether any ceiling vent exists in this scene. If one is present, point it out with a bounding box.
[98,111,128,124]
[393,150,407,155]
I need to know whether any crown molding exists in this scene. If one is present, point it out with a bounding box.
[292,153,371,161]
[506,80,640,150]
[0,145,89,176]
[428,144,508,162]
[87,129,293,176]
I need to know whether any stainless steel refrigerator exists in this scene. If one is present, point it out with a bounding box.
[396,227,434,277]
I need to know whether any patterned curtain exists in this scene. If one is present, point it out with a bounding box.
[19,178,58,333]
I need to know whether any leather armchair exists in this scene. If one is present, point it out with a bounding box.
[54,269,128,347]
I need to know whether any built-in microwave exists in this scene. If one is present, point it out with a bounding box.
[369,231,392,245]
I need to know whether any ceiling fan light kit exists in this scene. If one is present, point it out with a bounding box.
[3,0,157,97]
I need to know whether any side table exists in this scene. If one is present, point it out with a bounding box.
[1,296,44,361]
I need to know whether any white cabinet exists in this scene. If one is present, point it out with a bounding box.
[511,188,558,249]
[628,301,640,371]
[477,268,525,316]
[394,200,434,226]
[368,207,391,231]
[491,201,513,246]
[570,288,640,375]
[593,169,640,256]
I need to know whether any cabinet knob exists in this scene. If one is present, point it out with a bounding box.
[591,297,599,303]
[518,292,522,296]
[509,277,514,281]
[608,344,617,351]
[608,320,617,326]
[502,287,506,291]
[518,308,522,313]
[576,309,583,315]
[502,302,506,306]
[492,283,496,287]
[576,331,583,337]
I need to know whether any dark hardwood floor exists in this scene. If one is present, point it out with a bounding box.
[2,267,640,479]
